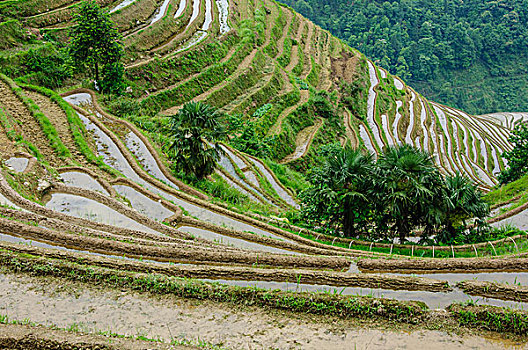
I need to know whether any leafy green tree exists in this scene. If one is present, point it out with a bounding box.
[166,102,226,180]
[499,123,528,184]
[69,0,124,93]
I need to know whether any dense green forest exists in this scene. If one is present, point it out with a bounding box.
[280,0,528,115]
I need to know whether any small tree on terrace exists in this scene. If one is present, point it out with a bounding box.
[499,123,528,184]
[167,102,227,180]
[69,0,124,93]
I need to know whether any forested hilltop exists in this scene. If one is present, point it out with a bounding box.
[279,0,528,115]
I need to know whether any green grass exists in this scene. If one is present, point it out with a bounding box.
[485,174,528,206]
[19,83,121,177]
[0,248,428,324]
[0,73,70,158]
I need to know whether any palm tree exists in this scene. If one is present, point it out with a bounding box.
[436,172,490,243]
[166,102,226,179]
[301,146,374,237]
[375,145,442,243]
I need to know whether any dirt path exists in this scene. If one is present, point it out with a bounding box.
[267,89,309,136]
[274,7,293,59]
[24,90,78,156]
[301,21,315,79]
[280,118,323,163]
[343,108,359,147]
[0,272,521,350]
[318,31,333,91]
[285,18,305,72]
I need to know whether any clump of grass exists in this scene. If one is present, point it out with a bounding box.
[0,73,70,158]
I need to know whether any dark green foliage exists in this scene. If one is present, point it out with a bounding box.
[69,1,124,92]
[499,123,528,185]
[300,145,375,237]
[435,173,490,244]
[301,145,489,243]
[166,102,227,179]
[280,0,528,114]
[17,46,72,88]
[0,20,30,50]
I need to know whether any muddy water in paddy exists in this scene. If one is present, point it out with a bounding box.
[0,273,524,350]
[0,233,189,266]
[5,157,28,173]
[178,226,300,255]
[45,193,160,235]
[65,93,296,241]
[125,132,180,190]
[394,272,528,286]
[109,0,137,13]
[150,0,171,24]
[210,279,528,310]
[114,184,174,221]
[215,0,230,34]
[246,156,298,208]
[492,208,528,231]
[174,0,186,18]
[60,171,109,195]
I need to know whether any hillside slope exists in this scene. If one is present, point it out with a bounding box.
[2,0,524,192]
[279,0,528,115]
[1,2,528,344]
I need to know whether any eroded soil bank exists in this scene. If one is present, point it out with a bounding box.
[0,272,525,350]
[0,324,188,350]
[358,257,528,273]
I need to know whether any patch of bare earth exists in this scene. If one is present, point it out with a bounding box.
[0,271,524,350]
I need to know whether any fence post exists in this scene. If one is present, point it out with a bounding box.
[451,245,455,258]
[473,244,478,257]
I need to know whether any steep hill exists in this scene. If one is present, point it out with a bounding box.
[1,0,528,345]
[1,0,525,193]
[279,0,528,115]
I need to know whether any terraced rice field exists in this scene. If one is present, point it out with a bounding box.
[2,0,528,345]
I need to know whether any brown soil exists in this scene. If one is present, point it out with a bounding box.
[285,18,305,72]
[301,20,315,79]
[274,7,293,59]
[342,108,359,147]
[24,90,78,156]
[280,118,323,163]
[0,270,523,350]
[358,256,528,273]
[0,242,451,292]
[458,280,528,303]
[268,89,309,136]
[0,203,349,269]
[331,49,360,85]
[0,323,190,350]
[0,80,59,165]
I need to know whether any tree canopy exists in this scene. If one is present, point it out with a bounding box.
[69,0,124,93]
[301,145,489,244]
[499,123,528,185]
[166,102,227,180]
[280,0,528,114]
